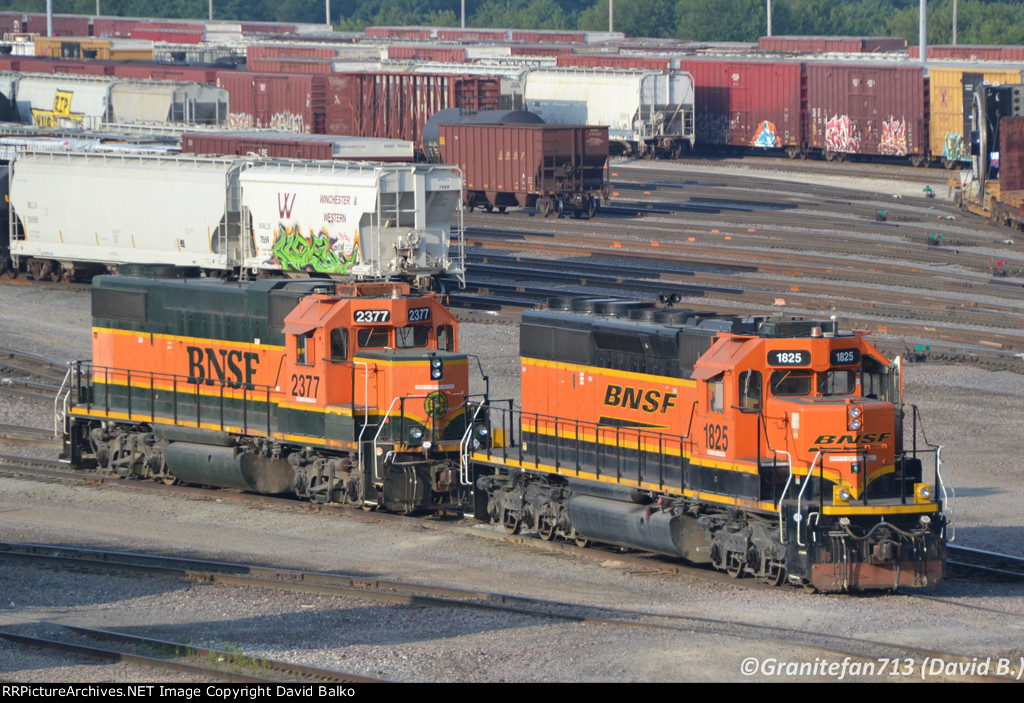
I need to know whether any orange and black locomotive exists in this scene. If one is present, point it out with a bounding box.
[59,276,491,512]
[470,298,948,591]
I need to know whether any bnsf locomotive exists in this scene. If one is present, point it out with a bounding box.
[470,298,949,592]
[59,276,491,512]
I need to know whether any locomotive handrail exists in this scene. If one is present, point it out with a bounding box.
[458,402,490,486]
[936,445,955,542]
[774,450,795,544]
[794,450,823,548]
[54,363,74,439]
[371,392,465,482]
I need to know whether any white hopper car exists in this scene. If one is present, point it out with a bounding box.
[523,68,695,157]
[2,151,464,288]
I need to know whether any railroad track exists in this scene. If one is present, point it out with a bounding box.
[0,620,382,683]
[2,540,1017,682]
[945,545,1024,581]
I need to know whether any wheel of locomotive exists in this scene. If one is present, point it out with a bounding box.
[745,544,761,577]
[503,510,522,535]
[537,516,557,542]
[764,562,787,587]
[727,554,743,579]
[943,157,958,170]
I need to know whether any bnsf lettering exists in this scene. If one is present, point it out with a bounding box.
[603,385,677,414]
[812,433,893,445]
[187,346,259,389]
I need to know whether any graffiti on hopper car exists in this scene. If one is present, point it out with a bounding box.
[269,225,363,274]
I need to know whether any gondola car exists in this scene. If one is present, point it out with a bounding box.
[58,275,492,513]
[469,298,949,592]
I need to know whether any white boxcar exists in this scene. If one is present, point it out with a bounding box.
[6,152,464,286]
[523,68,695,156]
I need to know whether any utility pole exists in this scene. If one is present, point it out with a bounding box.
[609,0,613,32]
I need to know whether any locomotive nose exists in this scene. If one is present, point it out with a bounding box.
[803,399,896,500]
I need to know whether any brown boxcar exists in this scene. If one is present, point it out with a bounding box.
[180,130,414,162]
[681,58,804,153]
[217,71,500,142]
[386,45,467,63]
[758,36,906,53]
[557,54,672,70]
[439,123,609,217]
[805,62,928,163]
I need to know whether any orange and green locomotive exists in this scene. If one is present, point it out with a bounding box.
[470,298,949,591]
[60,276,491,512]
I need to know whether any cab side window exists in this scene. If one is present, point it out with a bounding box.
[295,332,313,365]
[739,370,762,410]
[708,373,725,413]
[330,328,347,361]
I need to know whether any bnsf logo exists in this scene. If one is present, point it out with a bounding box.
[187,346,260,388]
[604,384,677,414]
[811,433,893,445]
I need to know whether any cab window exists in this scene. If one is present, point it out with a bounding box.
[330,328,348,361]
[357,327,390,348]
[739,370,762,410]
[437,324,454,352]
[861,356,888,400]
[770,370,811,396]
[396,325,429,348]
[818,369,856,396]
[708,373,725,413]
[295,332,313,365]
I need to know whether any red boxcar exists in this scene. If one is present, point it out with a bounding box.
[386,45,467,63]
[439,123,609,217]
[246,57,334,74]
[508,45,573,57]
[437,29,508,41]
[557,54,672,70]
[365,26,432,40]
[217,71,499,142]
[130,28,205,44]
[681,58,804,153]
[247,45,336,61]
[93,17,140,38]
[805,62,927,162]
[759,36,906,53]
[511,30,585,43]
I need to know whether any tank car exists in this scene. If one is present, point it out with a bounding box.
[469,298,949,592]
[58,276,492,513]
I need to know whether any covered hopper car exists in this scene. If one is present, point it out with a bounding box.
[3,151,465,287]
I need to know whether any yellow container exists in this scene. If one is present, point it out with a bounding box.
[34,37,154,61]
[929,66,1022,166]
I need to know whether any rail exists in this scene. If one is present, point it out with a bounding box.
[466,402,695,494]
[54,363,73,439]
[61,361,277,438]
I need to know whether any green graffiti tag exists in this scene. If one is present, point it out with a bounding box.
[269,225,363,274]
[942,133,967,163]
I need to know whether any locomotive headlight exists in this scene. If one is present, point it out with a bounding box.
[476,426,489,438]
[839,489,851,501]
[430,358,444,380]
[834,487,851,504]
[849,417,861,430]
[849,406,862,418]
[915,483,933,503]
[409,427,424,441]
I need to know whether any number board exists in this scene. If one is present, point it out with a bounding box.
[767,350,809,367]
[407,307,431,323]
[830,348,861,366]
[353,309,391,324]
